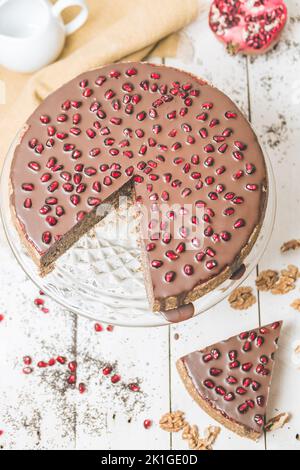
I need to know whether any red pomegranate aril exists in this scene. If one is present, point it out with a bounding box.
[242,362,253,372]
[151,260,163,269]
[111,374,121,384]
[46,216,57,226]
[76,183,87,193]
[45,197,57,205]
[254,415,264,427]
[68,361,77,372]
[40,115,50,124]
[234,219,245,229]
[226,375,237,385]
[209,118,219,128]
[196,112,208,121]
[84,167,97,177]
[165,271,176,283]
[218,143,228,153]
[24,198,32,209]
[204,379,215,389]
[86,128,96,139]
[88,197,101,207]
[245,163,256,174]
[224,392,235,402]
[143,419,152,430]
[256,336,264,348]
[252,381,261,391]
[72,150,82,159]
[76,211,86,222]
[243,341,251,352]
[239,332,249,340]
[220,231,231,242]
[29,138,38,149]
[228,350,237,361]
[210,367,222,377]
[68,374,76,385]
[246,184,258,191]
[272,321,281,330]
[233,151,244,161]
[37,361,48,369]
[204,144,215,153]
[63,183,74,193]
[215,386,226,396]
[48,181,59,193]
[211,349,220,360]
[73,173,82,185]
[229,360,240,369]
[22,183,34,192]
[203,353,213,363]
[35,143,44,154]
[46,140,54,148]
[79,383,86,394]
[206,260,217,270]
[238,403,249,414]
[242,378,252,388]
[71,195,80,206]
[246,400,255,409]
[225,111,237,119]
[236,387,247,395]
[256,396,265,407]
[165,250,178,261]
[28,161,40,172]
[56,206,65,217]
[60,171,71,182]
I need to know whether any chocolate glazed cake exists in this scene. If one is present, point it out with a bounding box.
[177,321,282,440]
[10,62,267,312]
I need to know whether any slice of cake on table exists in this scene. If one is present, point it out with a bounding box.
[10,62,267,313]
[177,321,282,440]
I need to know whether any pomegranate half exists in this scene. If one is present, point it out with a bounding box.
[209,0,288,55]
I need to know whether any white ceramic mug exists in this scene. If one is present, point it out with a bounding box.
[0,0,89,73]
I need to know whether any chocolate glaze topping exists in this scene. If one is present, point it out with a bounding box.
[11,62,267,309]
[181,321,282,434]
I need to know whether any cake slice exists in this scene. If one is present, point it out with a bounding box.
[177,321,282,440]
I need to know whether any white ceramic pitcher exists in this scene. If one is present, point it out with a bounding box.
[0,0,88,73]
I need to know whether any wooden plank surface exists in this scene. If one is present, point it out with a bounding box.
[1,0,300,450]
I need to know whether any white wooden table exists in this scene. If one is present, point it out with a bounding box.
[1,0,300,450]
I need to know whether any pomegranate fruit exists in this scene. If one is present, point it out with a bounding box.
[209,0,288,55]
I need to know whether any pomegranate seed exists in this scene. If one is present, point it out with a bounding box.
[129,383,140,392]
[68,374,76,385]
[242,362,253,372]
[23,367,33,375]
[143,419,152,429]
[23,356,32,365]
[57,356,66,365]
[42,232,52,244]
[107,325,114,332]
[103,366,112,376]
[165,271,176,283]
[48,358,56,366]
[68,361,77,372]
[79,383,86,394]
[94,323,103,332]
[204,379,215,389]
[226,376,237,385]
[111,374,121,384]
[209,367,222,376]
[37,361,47,368]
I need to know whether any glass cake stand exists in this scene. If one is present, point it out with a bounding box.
[0,132,276,327]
